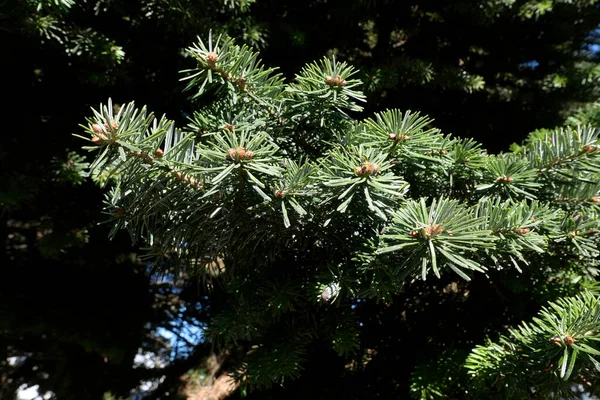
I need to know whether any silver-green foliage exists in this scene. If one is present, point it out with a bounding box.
[79,33,600,392]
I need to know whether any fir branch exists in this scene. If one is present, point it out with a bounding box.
[465,291,600,398]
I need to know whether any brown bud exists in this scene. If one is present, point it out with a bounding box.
[424,224,443,237]
[341,80,347,86]
[439,149,448,155]
[92,124,104,135]
[334,76,342,85]
[355,163,380,177]
[515,228,530,235]
[236,147,246,160]
[390,132,410,142]
[275,190,284,198]
[550,336,562,345]
[91,124,108,144]
[206,52,218,63]
[326,76,334,84]
[104,120,118,132]
[226,148,237,160]
[409,230,420,238]
[590,197,600,203]
[224,123,234,131]
[564,335,575,345]
[582,145,597,154]
[154,148,164,158]
[496,176,514,184]
[243,150,255,160]
[112,207,126,217]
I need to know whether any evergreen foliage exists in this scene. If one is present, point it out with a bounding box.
[80,33,600,397]
[6,0,600,398]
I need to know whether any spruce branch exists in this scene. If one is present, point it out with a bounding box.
[465,291,600,398]
[181,31,285,103]
[477,153,542,200]
[475,198,556,270]
[319,144,408,219]
[377,197,494,281]
[527,125,600,178]
[77,32,600,393]
[287,56,366,111]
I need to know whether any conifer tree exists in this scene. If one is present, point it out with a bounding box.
[79,32,600,398]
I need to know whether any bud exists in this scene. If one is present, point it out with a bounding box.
[389,133,397,141]
[550,336,562,345]
[275,190,284,198]
[590,197,600,203]
[582,145,597,154]
[341,80,347,86]
[154,148,164,158]
[355,163,380,177]
[564,335,575,345]
[226,148,237,160]
[409,230,420,238]
[206,52,218,63]
[495,176,514,184]
[243,150,255,160]
[104,120,118,132]
[424,224,443,237]
[92,124,104,135]
[236,147,246,160]
[326,76,334,84]
[224,123,234,131]
[515,227,530,235]
[91,124,107,144]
